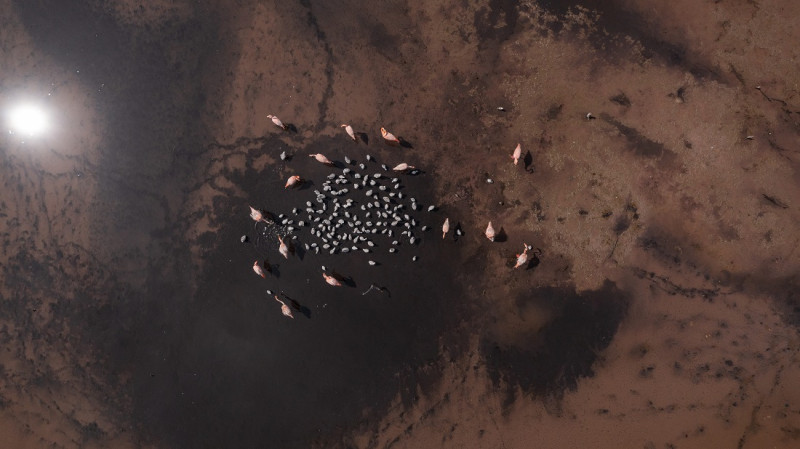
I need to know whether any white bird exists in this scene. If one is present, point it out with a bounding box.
[511,143,522,165]
[392,163,415,172]
[514,243,529,269]
[341,124,356,141]
[381,127,400,144]
[309,153,334,165]
[485,221,495,242]
[442,218,450,239]
[274,295,294,319]
[267,114,287,130]
[323,273,342,286]
[278,236,289,259]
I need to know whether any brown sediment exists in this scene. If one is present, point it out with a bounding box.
[2,0,800,448]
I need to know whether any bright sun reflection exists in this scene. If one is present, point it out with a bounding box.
[7,103,49,137]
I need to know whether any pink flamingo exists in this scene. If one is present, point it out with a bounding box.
[267,114,287,130]
[511,143,522,165]
[341,124,356,141]
[381,127,400,144]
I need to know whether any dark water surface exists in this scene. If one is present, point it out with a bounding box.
[126,138,467,448]
[12,2,469,447]
[7,0,799,448]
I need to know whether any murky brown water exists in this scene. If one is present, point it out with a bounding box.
[2,0,800,448]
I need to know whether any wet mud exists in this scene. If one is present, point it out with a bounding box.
[483,281,629,405]
[2,0,800,448]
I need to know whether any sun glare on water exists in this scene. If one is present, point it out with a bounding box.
[7,103,49,137]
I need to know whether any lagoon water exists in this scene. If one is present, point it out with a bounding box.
[2,1,800,448]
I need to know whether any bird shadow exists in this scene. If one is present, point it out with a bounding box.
[525,253,541,270]
[524,151,535,173]
[495,227,508,242]
[513,248,542,270]
[281,293,311,319]
[285,123,299,133]
[285,240,297,258]
[298,180,315,191]
[358,132,369,145]
[332,161,347,169]
[269,263,281,278]
[453,222,464,241]
[252,210,277,227]
[399,138,413,149]
[333,272,357,288]
[295,243,306,261]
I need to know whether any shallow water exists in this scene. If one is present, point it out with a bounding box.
[2,1,800,448]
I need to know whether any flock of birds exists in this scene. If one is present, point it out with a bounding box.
[248,115,535,319]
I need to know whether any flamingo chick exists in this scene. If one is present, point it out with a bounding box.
[253,260,269,278]
[485,221,496,242]
[267,114,287,130]
[392,163,415,172]
[442,218,450,239]
[381,127,400,144]
[511,143,522,165]
[323,273,342,286]
[341,124,356,141]
[514,244,529,269]
[278,236,290,259]
[274,295,294,319]
[309,153,334,165]
[285,175,302,189]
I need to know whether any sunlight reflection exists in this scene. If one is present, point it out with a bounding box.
[7,102,49,137]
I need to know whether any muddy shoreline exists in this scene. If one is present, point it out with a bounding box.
[1,0,799,448]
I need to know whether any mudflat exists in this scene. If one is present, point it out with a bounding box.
[1,1,799,448]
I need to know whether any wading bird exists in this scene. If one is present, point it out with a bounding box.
[274,295,294,319]
[514,243,529,269]
[309,153,334,165]
[323,273,342,286]
[341,124,356,141]
[392,163,415,172]
[253,260,269,278]
[267,114,287,130]
[249,206,269,224]
[511,143,522,165]
[278,236,289,259]
[285,175,302,189]
[485,221,495,242]
[442,218,450,239]
[381,127,400,144]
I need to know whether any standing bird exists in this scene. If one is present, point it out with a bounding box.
[278,236,290,259]
[309,153,334,166]
[285,175,302,189]
[274,295,295,319]
[249,206,269,223]
[267,114,287,130]
[392,163,415,172]
[442,218,450,239]
[511,143,522,165]
[381,127,400,145]
[323,273,342,286]
[485,221,496,242]
[514,243,529,269]
[253,260,269,278]
[341,124,356,141]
